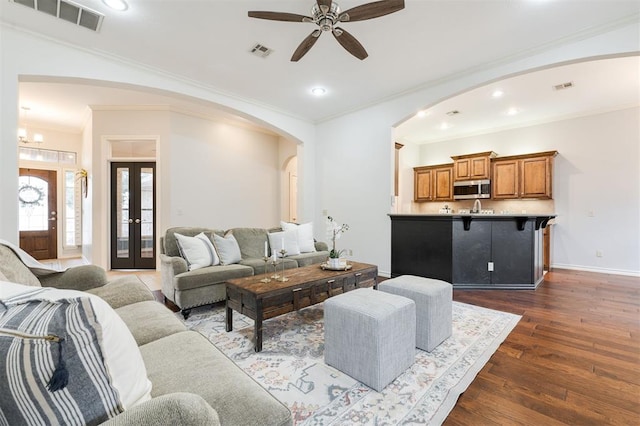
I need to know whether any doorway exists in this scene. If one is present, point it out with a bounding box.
[284,155,298,222]
[19,168,57,260]
[110,162,156,269]
[289,173,298,222]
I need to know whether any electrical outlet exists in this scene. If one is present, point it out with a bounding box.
[488,262,494,271]
[596,250,603,258]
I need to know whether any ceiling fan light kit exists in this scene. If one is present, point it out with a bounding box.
[248,0,405,61]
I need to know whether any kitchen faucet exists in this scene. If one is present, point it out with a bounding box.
[471,199,482,214]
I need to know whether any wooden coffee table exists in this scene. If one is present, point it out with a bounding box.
[225,261,378,352]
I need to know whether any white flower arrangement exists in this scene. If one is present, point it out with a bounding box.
[326,215,349,259]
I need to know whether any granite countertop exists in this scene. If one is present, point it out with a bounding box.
[389,213,556,218]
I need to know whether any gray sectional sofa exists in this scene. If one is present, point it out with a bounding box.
[0,244,292,426]
[160,226,329,318]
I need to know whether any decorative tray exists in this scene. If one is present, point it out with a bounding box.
[320,263,352,271]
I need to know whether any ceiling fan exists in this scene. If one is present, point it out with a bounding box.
[248,0,405,61]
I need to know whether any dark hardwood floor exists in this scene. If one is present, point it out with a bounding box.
[445,269,640,425]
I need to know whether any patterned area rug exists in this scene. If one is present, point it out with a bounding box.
[182,301,520,425]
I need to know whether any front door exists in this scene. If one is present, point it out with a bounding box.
[19,168,57,260]
[110,162,156,269]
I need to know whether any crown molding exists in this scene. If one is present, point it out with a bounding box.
[89,104,279,136]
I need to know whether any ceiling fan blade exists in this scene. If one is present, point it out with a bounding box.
[316,0,333,13]
[291,30,322,62]
[248,11,312,22]
[339,0,405,22]
[332,27,368,60]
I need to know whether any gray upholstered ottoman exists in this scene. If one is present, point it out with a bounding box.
[323,288,416,392]
[378,275,452,352]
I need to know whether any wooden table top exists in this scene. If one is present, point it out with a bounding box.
[225,261,377,296]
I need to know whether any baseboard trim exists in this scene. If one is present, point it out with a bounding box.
[551,263,640,277]
[382,266,640,280]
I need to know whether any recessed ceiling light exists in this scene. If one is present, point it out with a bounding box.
[492,90,504,98]
[440,122,451,130]
[416,110,429,118]
[311,87,326,96]
[102,0,128,11]
[506,107,520,116]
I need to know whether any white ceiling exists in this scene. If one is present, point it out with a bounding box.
[3,0,639,138]
[395,56,640,144]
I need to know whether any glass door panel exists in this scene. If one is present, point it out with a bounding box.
[111,162,155,269]
[139,167,155,261]
[115,167,130,259]
[19,176,49,231]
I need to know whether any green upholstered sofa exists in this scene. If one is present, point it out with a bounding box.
[160,226,329,318]
[0,244,293,426]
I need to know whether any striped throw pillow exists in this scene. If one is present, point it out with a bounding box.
[0,284,151,425]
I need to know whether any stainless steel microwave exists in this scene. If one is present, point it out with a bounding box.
[453,179,491,199]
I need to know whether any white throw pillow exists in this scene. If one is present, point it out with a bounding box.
[175,232,220,270]
[0,282,152,424]
[268,229,301,257]
[281,221,316,253]
[213,233,242,265]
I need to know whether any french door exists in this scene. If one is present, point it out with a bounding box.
[110,162,156,269]
[18,168,57,260]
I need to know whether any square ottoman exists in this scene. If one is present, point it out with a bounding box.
[378,275,452,352]
[324,288,416,392]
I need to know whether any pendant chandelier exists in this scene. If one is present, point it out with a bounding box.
[18,106,43,145]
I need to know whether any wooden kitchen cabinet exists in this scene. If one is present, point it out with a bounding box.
[492,160,519,198]
[414,164,453,201]
[451,151,496,181]
[414,167,433,201]
[492,151,557,199]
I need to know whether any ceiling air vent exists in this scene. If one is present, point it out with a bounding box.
[553,81,574,91]
[446,110,461,116]
[11,0,104,32]
[250,43,274,58]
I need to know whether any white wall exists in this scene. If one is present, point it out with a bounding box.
[315,106,396,273]
[409,107,639,275]
[167,112,283,229]
[80,116,93,262]
[87,109,285,268]
[315,22,639,277]
[397,142,420,214]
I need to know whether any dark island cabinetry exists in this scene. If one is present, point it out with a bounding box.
[391,216,454,282]
[390,214,554,289]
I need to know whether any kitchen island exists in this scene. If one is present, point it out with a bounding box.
[389,213,555,289]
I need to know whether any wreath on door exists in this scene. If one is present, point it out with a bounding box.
[18,184,45,208]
